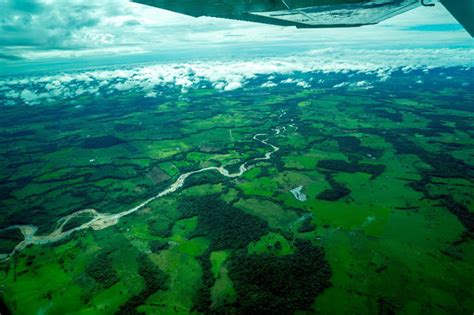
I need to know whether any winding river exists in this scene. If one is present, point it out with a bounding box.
[0,131,281,261]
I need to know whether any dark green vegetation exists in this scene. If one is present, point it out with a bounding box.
[317,172,351,201]
[87,253,119,289]
[149,240,170,253]
[227,240,330,314]
[0,228,23,253]
[0,67,473,314]
[116,254,169,314]
[297,215,316,233]
[179,195,268,251]
[317,159,385,178]
[82,136,126,149]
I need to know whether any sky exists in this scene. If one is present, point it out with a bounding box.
[0,0,473,75]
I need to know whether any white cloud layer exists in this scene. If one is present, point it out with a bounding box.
[0,48,472,105]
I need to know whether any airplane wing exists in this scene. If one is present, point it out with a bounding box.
[133,0,473,36]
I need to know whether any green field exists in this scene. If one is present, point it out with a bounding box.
[0,68,473,314]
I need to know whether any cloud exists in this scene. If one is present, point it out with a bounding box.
[20,89,40,103]
[0,0,147,58]
[224,81,243,91]
[1,47,472,105]
[261,81,277,88]
[333,82,349,88]
[0,0,472,66]
[296,81,310,88]
[7,0,45,13]
[0,0,103,49]
[280,78,310,88]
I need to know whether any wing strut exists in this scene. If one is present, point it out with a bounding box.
[440,0,474,37]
